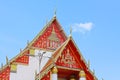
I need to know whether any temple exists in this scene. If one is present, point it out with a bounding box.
[0,15,98,80]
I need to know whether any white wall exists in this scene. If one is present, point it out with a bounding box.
[10,49,52,80]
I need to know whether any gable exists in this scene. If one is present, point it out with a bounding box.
[41,37,87,71]
[55,38,95,80]
[56,40,82,69]
[39,37,95,80]
[31,17,67,50]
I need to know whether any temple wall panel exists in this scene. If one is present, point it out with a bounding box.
[10,49,52,80]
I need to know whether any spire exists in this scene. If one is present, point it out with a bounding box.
[69,26,72,37]
[6,56,9,65]
[54,8,57,17]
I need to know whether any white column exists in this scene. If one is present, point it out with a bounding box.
[51,66,58,80]
[80,77,86,80]
[79,70,86,80]
[52,74,57,80]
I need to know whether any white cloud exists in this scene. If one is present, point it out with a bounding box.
[72,22,94,33]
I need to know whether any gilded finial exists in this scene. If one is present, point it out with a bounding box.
[6,56,9,65]
[88,59,90,68]
[54,8,57,17]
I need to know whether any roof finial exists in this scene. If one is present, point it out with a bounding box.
[1,63,3,69]
[20,48,22,53]
[27,40,29,46]
[69,26,72,37]
[46,18,48,24]
[54,8,57,17]
[93,69,95,75]
[88,59,90,68]
[6,56,9,65]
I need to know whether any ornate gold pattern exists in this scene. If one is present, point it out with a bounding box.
[48,27,59,41]
[61,49,76,65]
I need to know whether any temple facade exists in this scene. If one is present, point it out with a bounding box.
[0,15,97,80]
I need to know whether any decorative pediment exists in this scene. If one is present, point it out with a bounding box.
[56,46,81,69]
[31,17,67,50]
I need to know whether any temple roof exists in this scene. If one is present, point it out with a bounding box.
[37,36,97,80]
[28,16,67,50]
[0,16,98,80]
[0,16,67,71]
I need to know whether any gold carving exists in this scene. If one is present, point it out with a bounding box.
[48,27,59,41]
[61,49,76,65]
[48,27,60,49]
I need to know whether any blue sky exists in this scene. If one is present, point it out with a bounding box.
[0,0,120,80]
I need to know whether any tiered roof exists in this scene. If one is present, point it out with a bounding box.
[0,16,97,80]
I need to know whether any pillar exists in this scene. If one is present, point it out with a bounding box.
[79,70,86,80]
[51,66,58,80]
